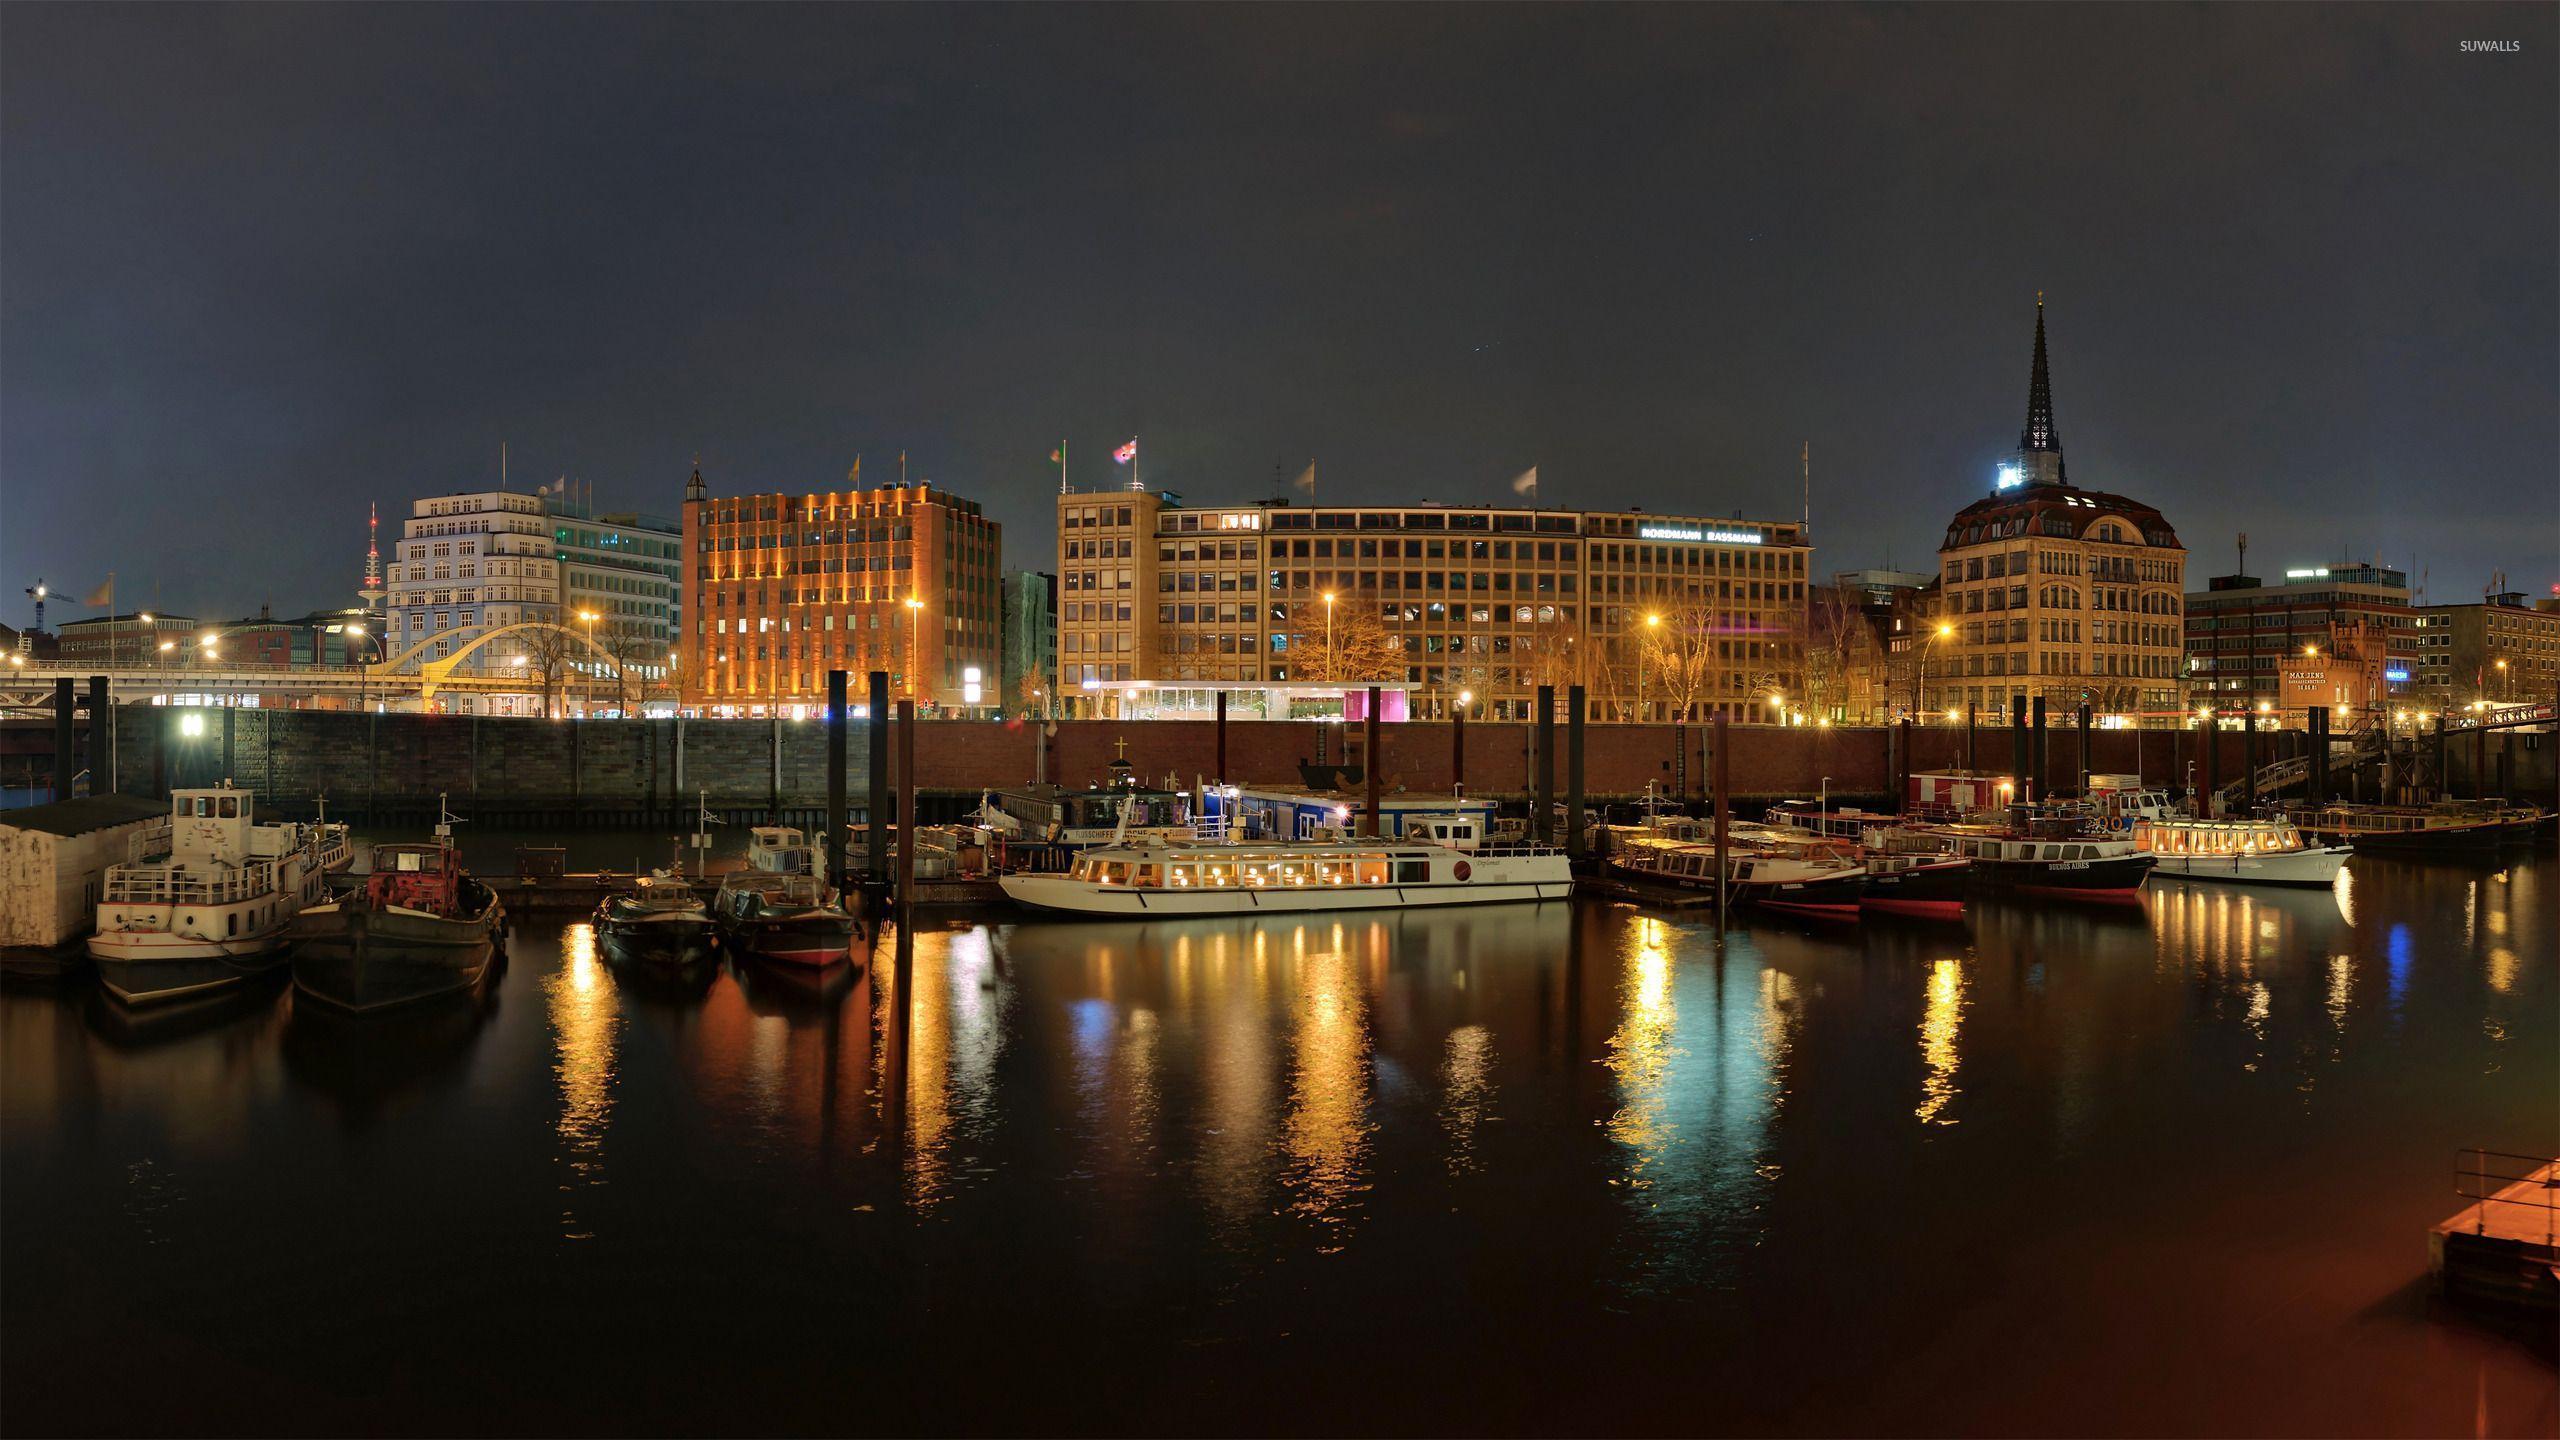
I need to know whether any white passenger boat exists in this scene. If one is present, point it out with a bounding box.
[2129,817,2349,888]
[89,785,343,1005]
[998,837,1571,916]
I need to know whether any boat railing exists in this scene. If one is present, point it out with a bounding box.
[103,856,277,906]
[2453,1149,2559,1246]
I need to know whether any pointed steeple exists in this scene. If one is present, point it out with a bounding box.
[2013,292,2066,486]
[685,455,707,504]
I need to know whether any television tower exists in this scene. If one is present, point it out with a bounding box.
[359,504,385,614]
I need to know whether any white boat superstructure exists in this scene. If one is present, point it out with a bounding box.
[89,785,339,1003]
[998,836,1571,916]
[2130,817,2349,888]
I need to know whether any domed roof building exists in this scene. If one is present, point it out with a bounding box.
[1924,299,2189,724]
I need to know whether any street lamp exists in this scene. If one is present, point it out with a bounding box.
[2494,657,2509,702]
[1321,591,1337,681]
[577,610,600,716]
[131,611,154,671]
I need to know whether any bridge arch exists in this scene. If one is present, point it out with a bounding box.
[375,621,623,700]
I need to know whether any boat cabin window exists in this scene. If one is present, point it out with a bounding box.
[1134,864,1160,886]
[1396,859,1430,883]
[1355,857,1389,885]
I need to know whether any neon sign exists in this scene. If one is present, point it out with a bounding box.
[1639,525,1764,545]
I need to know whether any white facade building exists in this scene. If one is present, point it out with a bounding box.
[383,490,559,712]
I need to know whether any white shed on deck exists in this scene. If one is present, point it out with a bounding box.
[0,795,172,968]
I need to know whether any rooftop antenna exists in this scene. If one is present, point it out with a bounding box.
[2236,531,2248,579]
[1801,440,1811,535]
[501,440,508,492]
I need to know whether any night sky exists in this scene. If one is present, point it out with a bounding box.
[4,4,2553,625]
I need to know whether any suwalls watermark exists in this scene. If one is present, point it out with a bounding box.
[2458,39,2520,52]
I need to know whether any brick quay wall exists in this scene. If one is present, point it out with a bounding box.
[77,709,2554,829]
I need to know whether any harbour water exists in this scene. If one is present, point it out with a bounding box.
[3,838,2553,1435]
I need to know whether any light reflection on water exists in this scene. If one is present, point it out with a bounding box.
[4,858,2555,1436]
[1915,957,1967,1125]
[546,923,618,1239]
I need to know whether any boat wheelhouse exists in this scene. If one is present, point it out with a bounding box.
[746,825,816,875]
[89,785,343,1005]
[998,837,1569,916]
[1905,770,2021,820]
[1196,787,1500,847]
[2130,817,2348,888]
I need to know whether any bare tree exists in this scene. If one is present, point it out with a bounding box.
[518,625,578,718]
[1279,593,1402,683]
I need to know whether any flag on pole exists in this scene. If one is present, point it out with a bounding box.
[1049,445,1063,464]
[1114,439,1138,465]
[84,575,114,608]
[1510,466,1538,498]
[1292,461,1316,494]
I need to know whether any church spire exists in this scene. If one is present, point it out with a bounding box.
[2013,292,2066,486]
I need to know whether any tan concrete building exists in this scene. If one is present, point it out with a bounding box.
[1925,300,2188,723]
[2407,591,2560,711]
[1057,488,1809,720]
[682,464,1002,715]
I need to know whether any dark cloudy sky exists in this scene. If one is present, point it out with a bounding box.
[4,4,2553,624]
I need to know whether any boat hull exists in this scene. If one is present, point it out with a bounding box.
[1860,860,1970,918]
[597,918,719,966]
[89,931,292,1006]
[717,914,858,967]
[1979,852,2155,898]
[1739,869,1867,920]
[291,903,501,1013]
[2150,847,2349,888]
[999,875,1570,917]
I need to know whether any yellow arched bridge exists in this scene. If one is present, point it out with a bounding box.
[1,621,671,712]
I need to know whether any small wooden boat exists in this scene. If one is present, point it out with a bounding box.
[1607,829,1870,919]
[714,872,858,967]
[2287,802,2544,853]
[292,812,505,1013]
[593,877,718,965]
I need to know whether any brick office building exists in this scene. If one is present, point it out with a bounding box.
[682,464,1003,715]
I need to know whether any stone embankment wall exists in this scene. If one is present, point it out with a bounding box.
[67,708,2551,828]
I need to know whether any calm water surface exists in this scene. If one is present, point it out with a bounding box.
[5,839,2554,1436]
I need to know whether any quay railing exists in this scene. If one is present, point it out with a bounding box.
[2455,1148,2559,1246]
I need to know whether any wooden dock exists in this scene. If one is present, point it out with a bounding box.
[2429,1150,2558,1311]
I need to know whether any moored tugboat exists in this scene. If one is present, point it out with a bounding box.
[89,785,340,1006]
[291,799,505,1012]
